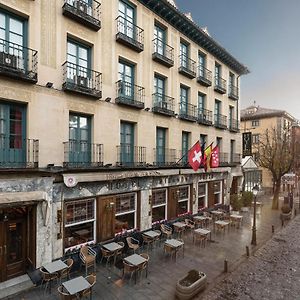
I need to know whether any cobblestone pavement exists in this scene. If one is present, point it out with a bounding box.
[201,213,300,300]
[8,195,286,300]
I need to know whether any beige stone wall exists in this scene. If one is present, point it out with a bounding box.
[0,0,243,168]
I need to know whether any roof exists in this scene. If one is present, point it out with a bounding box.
[241,156,259,169]
[138,0,249,75]
[240,105,296,122]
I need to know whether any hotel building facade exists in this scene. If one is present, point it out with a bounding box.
[0,0,248,282]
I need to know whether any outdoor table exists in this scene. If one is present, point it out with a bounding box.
[103,242,123,265]
[173,222,186,237]
[193,216,208,228]
[63,276,91,299]
[124,254,147,266]
[194,228,212,241]
[165,239,184,261]
[143,230,160,239]
[43,259,67,274]
[230,214,243,228]
[214,220,230,233]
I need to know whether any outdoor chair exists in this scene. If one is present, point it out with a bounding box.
[115,241,125,260]
[57,285,77,300]
[126,237,140,254]
[100,247,115,266]
[81,274,96,299]
[193,233,207,248]
[142,233,154,252]
[59,258,73,282]
[79,245,97,276]
[139,253,150,278]
[185,219,195,234]
[39,267,58,294]
[164,243,176,260]
[203,212,213,226]
[160,224,173,240]
[122,261,139,284]
[174,225,185,238]
[153,229,162,247]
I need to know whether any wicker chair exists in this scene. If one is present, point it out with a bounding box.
[126,237,140,254]
[40,267,58,294]
[100,248,115,266]
[59,258,73,282]
[79,245,97,276]
[160,224,173,240]
[184,219,195,235]
[81,274,96,299]
[142,234,154,252]
[57,285,77,300]
[164,243,175,260]
[123,261,139,284]
[139,253,149,278]
[153,229,162,247]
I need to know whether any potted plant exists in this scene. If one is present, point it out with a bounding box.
[230,194,243,212]
[280,203,292,224]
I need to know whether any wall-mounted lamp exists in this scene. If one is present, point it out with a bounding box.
[105,97,111,102]
[144,107,150,111]
[105,202,115,210]
[46,82,53,88]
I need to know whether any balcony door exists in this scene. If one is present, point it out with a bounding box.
[198,53,205,77]
[180,42,188,68]
[69,114,91,165]
[180,86,188,115]
[154,24,165,55]
[156,127,166,164]
[120,122,134,165]
[154,75,165,106]
[215,64,221,85]
[214,100,221,124]
[0,103,26,167]
[118,0,135,39]
[118,61,134,100]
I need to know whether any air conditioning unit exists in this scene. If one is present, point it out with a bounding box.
[76,1,88,14]
[0,52,17,69]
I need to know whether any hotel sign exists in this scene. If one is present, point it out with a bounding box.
[242,132,252,157]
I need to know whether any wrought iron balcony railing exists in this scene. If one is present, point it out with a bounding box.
[0,138,39,168]
[0,38,38,83]
[230,153,241,164]
[179,102,197,122]
[116,16,144,52]
[229,118,240,132]
[197,65,212,86]
[214,76,227,94]
[197,108,213,126]
[178,54,196,79]
[228,85,239,100]
[214,114,228,129]
[62,0,101,31]
[152,93,175,116]
[153,147,177,166]
[219,152,229,166]
[152,38,174,67]
[62,61,102,99]
[63,141,103,168]
[116,144,146,167]
[115,80,145,109]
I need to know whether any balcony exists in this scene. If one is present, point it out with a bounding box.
[62,0,101,31]
[0,138,39,169]
[197,66,212,87]
[230,153,241,165]
[152,38,174,68]
[153,148,177,167]
[115,80,145,109]
[152,93,175,117]
[214,76,227,94]
[197,108,213,126]
[178,55,196,79]
[179,102,197,122]
[62,61,102,99]
[214,114,228,129]
[0,39,37,83]
[116,144,146,167]
[228,85,239,100]
[219,152,229,167]
[229,119,240,132]
[63,141,103,168]
[116,16,144,52]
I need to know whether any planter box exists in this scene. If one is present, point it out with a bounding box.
[175,270,207,300]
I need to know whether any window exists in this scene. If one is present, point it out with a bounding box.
[156,127,166,164]
[182,131,190,164]
[252,134,260,144]
[230,140,235,162]
[229,106,234,121]
[118,1,135,38]
[213,181,222,204]
[180,85,189,114]
[198,183,207,210]
[64,198,96,250]
[180,42,188,68]
[154,74,165,99]
[177,186,189,215]
[152,189,167,223]
[215,63,221,85]
[229,72,235,90]
[69,114,91,164]
[252,120,259,127]
[200,134,207,146]
[118,60,134,99]
[115,193,136,234]
[154,23,166,55]
[216,137,222,151]
[198,93,206,112]
[198,52,206,77]
[214,100,221,124]
[120,121,134,164]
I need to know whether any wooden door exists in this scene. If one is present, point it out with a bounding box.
[207,182,215,208]
[97,196,116,242]
[168,187,178,220]
[231,177,238,195]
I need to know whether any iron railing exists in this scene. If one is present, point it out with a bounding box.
[115,80,145,108]
[214,76,227,93]
[62,0,101,30]
[229,118,239,132]
[116,144,146,167]
[230,153,241,164]
[152,38,174,67]
[219,152,229,166]
[62,61,102,98]
[153,147,177,166]
[0,38,38,82]
[197,65,212,86]
[198,108,213,125]
[228,85,239,100]
[116,16,144,52]
[214,114,227,129]
[63,141,103,168]
[152,93,175,116]
[179,102,197,121]
[178,54,196,78]
[0,138,39,168]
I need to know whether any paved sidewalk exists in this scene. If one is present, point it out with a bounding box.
[7,195,284,300]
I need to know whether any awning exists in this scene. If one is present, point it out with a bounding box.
[0,191,47,207]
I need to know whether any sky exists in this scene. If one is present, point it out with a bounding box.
[175,0,300,119]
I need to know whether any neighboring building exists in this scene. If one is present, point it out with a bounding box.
[241,104,297,191]
[0,0,248,283]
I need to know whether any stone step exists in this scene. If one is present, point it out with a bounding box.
[0,274,34,299]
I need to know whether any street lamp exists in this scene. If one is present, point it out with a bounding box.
[251,184,259,245]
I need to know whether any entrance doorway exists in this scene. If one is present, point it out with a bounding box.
[0,206,36,282]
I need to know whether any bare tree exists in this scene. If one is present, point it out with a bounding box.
[256,126,294,209]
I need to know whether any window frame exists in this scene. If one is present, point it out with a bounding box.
[151,188,167,223]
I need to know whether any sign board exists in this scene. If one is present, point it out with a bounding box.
[242,132,252,157]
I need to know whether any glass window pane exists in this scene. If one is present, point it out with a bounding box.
[152,189,166,206]
[9,18,23,35]
[64,222,94,248]
[152,206,165,223]
[79,47,88,60]
[79,117,87,129]
[115,212,134,233]
[67,42,76,56]
[0,13,5,29]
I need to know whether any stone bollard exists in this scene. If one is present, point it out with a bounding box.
[224,259,228,273]
[246,246,249,257]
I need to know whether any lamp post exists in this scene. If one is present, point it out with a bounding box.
[251,184,259,245]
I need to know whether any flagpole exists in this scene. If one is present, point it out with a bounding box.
[175,140,200,164]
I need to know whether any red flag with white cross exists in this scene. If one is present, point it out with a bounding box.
[211,145,219,168]
[188,141,203,171]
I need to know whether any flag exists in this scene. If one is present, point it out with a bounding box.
[200,142,206,167]
[204,143,212,172]
[211,145,219,168]
[188,141,203,171]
